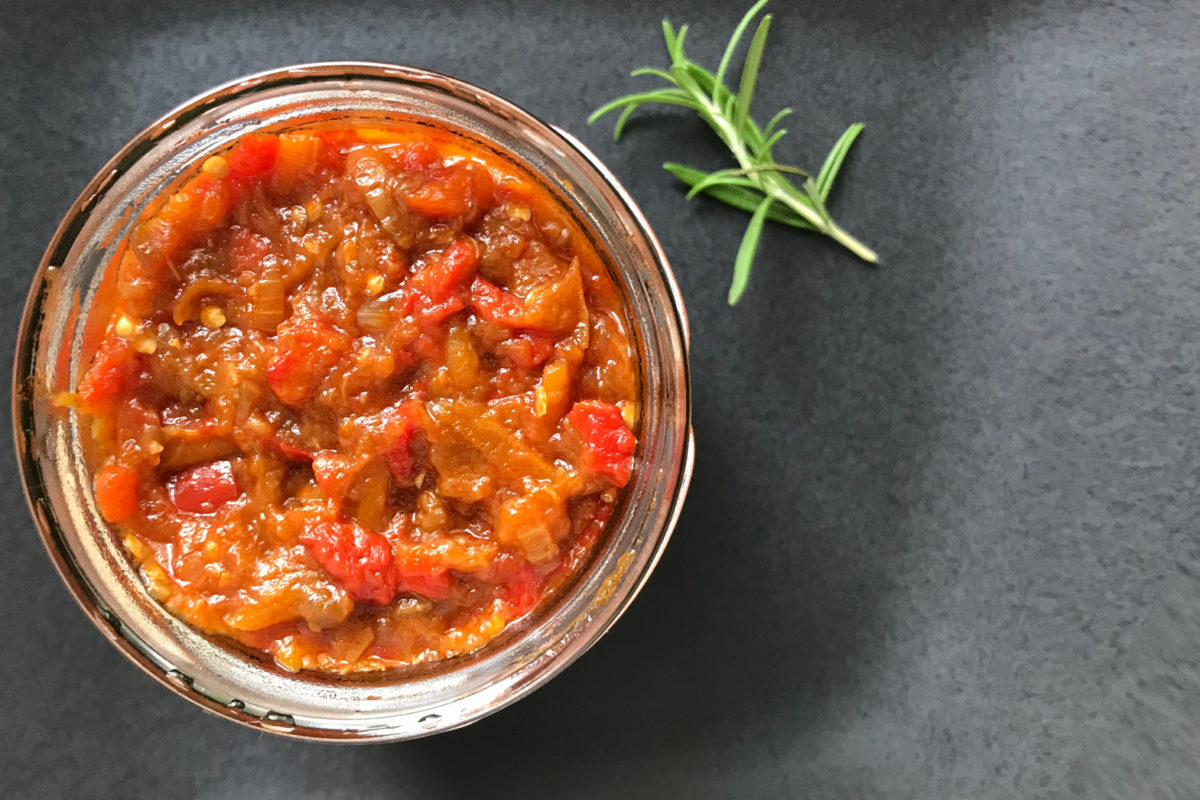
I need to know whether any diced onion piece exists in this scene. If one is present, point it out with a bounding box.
[619,400,638,430]
[172,277,238,326]
[534,357,572,419]
[248,268,286,332]
[356,298,391,331]
[426,399,556,481]
[495,485,568,565]
[446,324,480,391]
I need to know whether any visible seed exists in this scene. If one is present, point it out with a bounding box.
[507,204,531,222]
[203,540,219,558]
[169,338,182,349]
[114,314,137,338]
[305,196,323,222]
[133,333,157,354]
[200,306,226,329]
[289,205,307,228]
[202,155,230,179]
[365,272,385,296]
[336,238,357,269]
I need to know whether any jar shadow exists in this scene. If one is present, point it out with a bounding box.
[391,301,903,790]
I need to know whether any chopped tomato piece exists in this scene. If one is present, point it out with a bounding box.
[272,132,321,194]
[494,331,558,369]
[78,334,141,414]
[229,227,272,273]
[405,241,478,327]
[95,463,140,523]
[315,129,359,171]
[226,134,278,184]
[469,277,527,327]
[266,317,350,407]
[494,553,542,617]
[301,520,450,604]
[169,460,240,514]
[178,173,234,230]
[398,140,439,173]
[403,171,473,219]
[566,401,636,487]
[393,565,453,600]
[311,452,359,504]
[382,404,422,483]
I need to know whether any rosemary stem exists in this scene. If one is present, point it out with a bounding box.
[826,221,879,263]
[760,175,878,263]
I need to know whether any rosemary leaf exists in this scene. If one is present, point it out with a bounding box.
[815,122,865,202]
[730,198,773,305]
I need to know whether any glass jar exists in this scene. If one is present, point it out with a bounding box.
[13,62,693,741]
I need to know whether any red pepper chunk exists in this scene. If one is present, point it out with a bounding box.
[469,277,527,327]
[413,239,479,300]
[78,334,141,414]
[169,460,239,514]
[266,436,314,462]
[407,292,466,329]
[300,521,399,605]
[95,463,140,523]
[301,521,453,604]
[566,401,636,488]
[266,317,350,407]
[404,239,479,328]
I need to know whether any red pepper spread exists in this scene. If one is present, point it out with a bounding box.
[67,123,639,673]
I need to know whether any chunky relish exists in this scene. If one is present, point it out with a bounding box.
[67,123,639,673]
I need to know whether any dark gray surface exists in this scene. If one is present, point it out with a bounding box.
[3,0,1199,797]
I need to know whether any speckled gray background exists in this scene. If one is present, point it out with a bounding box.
[3,0,1199,797]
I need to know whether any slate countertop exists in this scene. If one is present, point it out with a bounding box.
[3,1,1198,797]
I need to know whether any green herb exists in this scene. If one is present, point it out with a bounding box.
[588,0,877,305]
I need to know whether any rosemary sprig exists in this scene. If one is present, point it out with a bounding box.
[588,0,877,305]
